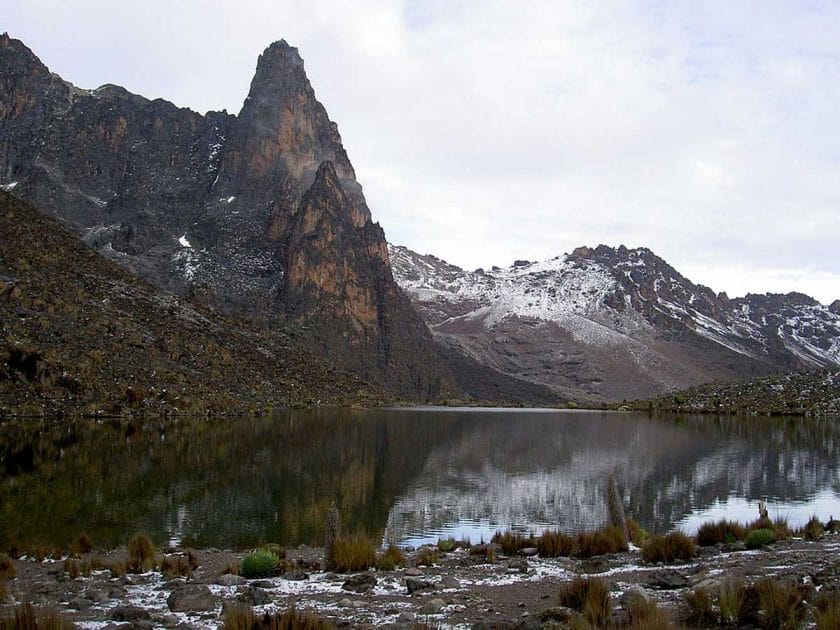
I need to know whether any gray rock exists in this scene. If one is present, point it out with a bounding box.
[620,586,650,609]
[341,573,377,593]
[406,576,435,594]
[579,558,610,574]
[237,586,270,606]
[250,580,275,588]
[69,597,91,611]
[403,545,416,553]
[338,598,353,608]
[440,576,460,589]
[646,569,689,590]
[404,567,423,576]
[215,573,246,586]
[281,569,309,581]
[519,547,538,557]
[166,585,216,612]
[111,606,152,621]
[420,598,446,614]
[397,611,417,623]
[507,559,528,573]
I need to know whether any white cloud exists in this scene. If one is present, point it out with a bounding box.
[4,0,840,303]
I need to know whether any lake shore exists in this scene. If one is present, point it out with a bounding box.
[2,532,838,628]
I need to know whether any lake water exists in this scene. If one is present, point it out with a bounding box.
[1,408,838,550]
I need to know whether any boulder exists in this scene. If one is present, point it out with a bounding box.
[406,577,435,594]
[166,585,216,612]
[341,573,377,593]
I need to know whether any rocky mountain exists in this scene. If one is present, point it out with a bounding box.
[0,190,387,416]
[0,34,454,399]
[389,244,840,402]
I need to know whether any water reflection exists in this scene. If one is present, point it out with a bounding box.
[0,409,837,549]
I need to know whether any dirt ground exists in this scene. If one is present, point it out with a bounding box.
[1,533,839,628]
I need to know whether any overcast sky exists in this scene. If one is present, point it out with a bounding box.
[6,1,840,303]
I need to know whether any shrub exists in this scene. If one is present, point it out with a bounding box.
[803,515,824,541]
[745,528,776,550]
[576,526,628,559]
[825,517,840,533]
[750,517,791,541]
[558,577,611,628]
[328,534,376,573]
[436,537,457,553]
[127,533,156,572]
[816,592,840,630]
[696,520,746,546]
[538,530,576,558]
[0,555,14,580]
[375,545,405,571]
[684,587,716,626]
[240,548,281,578]
[262,543,286,559]
[491,530,533,555]
[641,532,695,564]
[756,579,806,630]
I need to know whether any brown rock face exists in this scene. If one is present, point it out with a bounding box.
[0,35,458,399]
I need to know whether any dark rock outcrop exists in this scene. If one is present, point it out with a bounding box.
[0,34,456,399]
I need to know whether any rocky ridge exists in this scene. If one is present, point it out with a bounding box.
[389,244,840,402]
[0,33,454,399]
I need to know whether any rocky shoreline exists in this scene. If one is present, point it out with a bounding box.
[1,532,838,628]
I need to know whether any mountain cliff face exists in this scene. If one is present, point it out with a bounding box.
[0,34,453,398]
[389,244,840,402]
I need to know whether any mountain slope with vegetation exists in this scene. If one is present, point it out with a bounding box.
[0,191,388,416]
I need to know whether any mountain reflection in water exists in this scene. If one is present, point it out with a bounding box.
[0,409,837,549]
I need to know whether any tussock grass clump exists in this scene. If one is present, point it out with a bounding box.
[825,516,840,533]
[417,547,440,567]
[222,602,336,630]
[756,579,806,629]
[328,534,376,573]
[538,530,576,558]
[718,578,746,626]
[749,517,791,541]
[0,555,15,580]
[436,537,457,553]
[74,532,93,555]
[641,532,695,564]
[816,592,840,630]
[375,545,405,571]
[63,559,80,579]
[127,533,157,573]
[802,515,825,541]
[0,603,75,630]
[576,526,628,559]
[696,519,747,546]
[161,555,193,578]
[240,548,281,578]
[626,595,675,629]
[467,544,495,563]
[558,577,611,628]
[626,518,649,546]
[745,528,776,550]
[187,549,200,570]
[684,587,716,626]
[109,560,126,578]
[491,530,534,555]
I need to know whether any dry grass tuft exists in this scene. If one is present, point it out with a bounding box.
[756,579,806,629]
[109,560,126,578]
[538,530,576,558]
[127,532,157,573]
[375,545,405,571]
[328,533,376,573]
[0,555,15,580]
[63,559,80,579]
[222,602,336,629]
[718,578,746,626]
[641,532,695,564]
[74,532,93,555]
[187,549,200,570]
[626,518,650,546]
[0,603,75,630]
[816,592,840,630]
[558,577,611,628]
[161,555,193,578]
[576,526,628,559]
[684,587,716,626]
[802,515,825,541]
[696,519,747,546]
[416,547,441,567]
[491,530,534,555]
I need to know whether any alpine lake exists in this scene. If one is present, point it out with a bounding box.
[1,408,838,551]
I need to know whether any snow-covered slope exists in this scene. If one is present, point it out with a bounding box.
[389,244,840,401]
